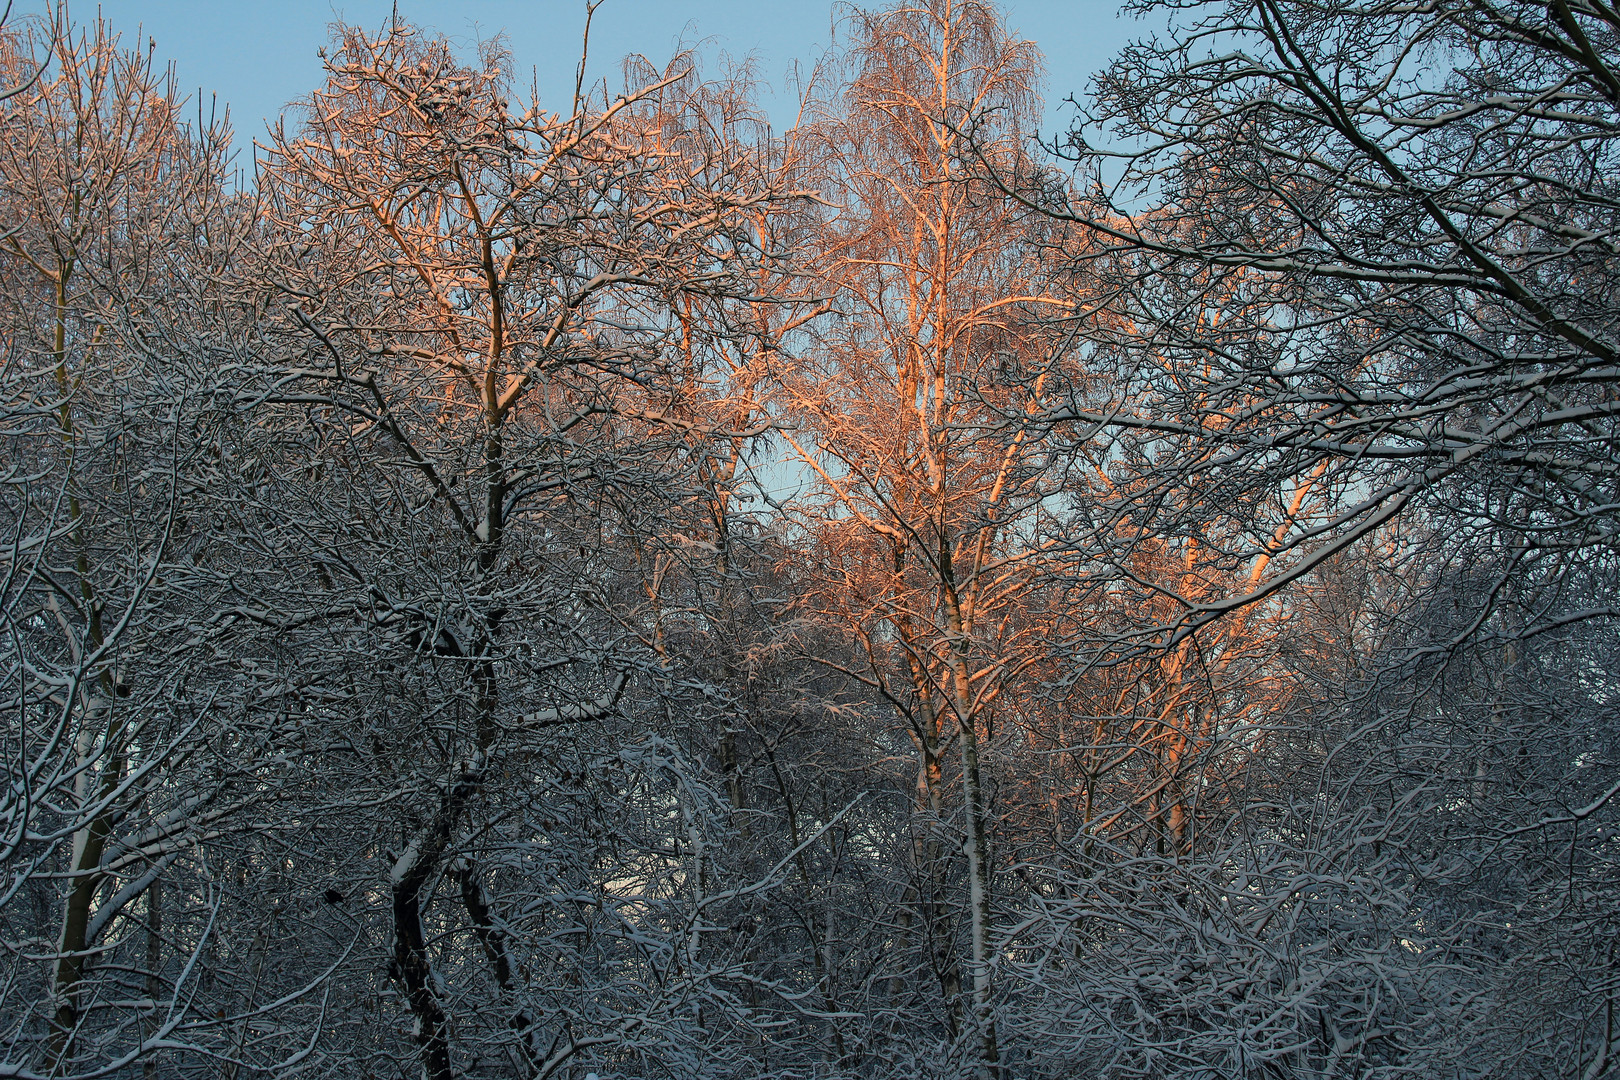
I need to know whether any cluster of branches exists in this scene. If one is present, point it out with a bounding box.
[1,2,1617,1079]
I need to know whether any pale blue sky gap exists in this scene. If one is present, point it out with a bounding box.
[16,1,1142,166]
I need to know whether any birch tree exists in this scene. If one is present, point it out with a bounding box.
[775,4,1069,1073]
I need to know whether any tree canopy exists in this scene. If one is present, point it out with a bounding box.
[2,2,1618,1078]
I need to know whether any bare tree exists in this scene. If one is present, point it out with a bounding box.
[0,11,252,1077]
[1015,0,1620,640]
[771,4,1073,1074]
[206,19,822,1079]
[984,1,1620,1074]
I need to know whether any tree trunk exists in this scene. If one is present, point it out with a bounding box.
[956,719,999,1079]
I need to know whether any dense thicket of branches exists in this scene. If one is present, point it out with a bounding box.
[2,2,1617,1078]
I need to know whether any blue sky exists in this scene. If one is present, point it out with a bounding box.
[13,1,1147,165]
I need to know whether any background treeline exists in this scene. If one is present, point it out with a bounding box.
[2,1,1617,1077]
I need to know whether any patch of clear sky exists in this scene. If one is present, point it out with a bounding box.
[15,1,1151,168]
